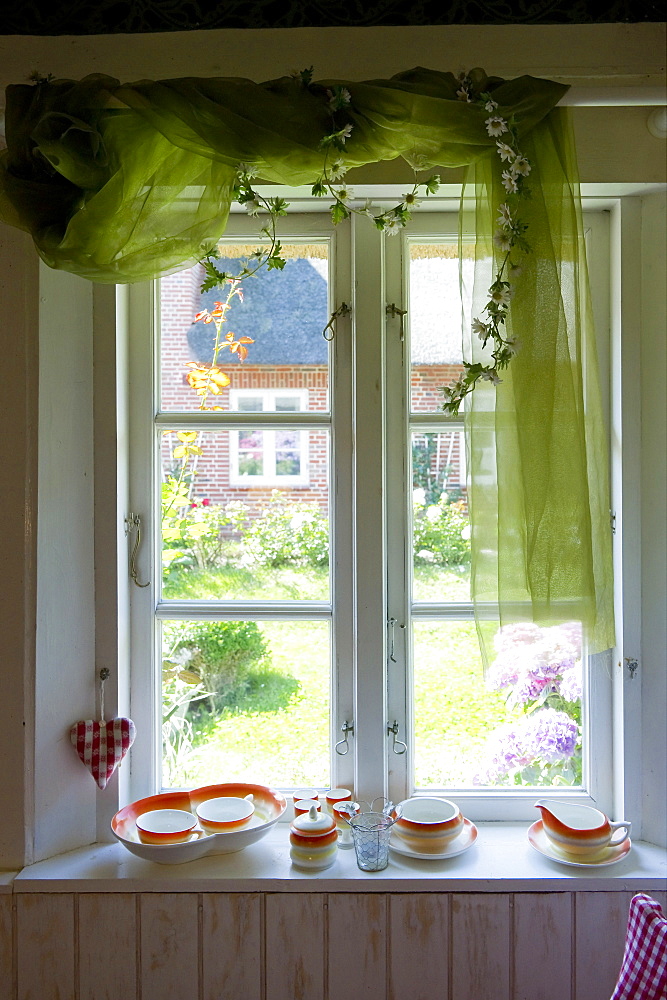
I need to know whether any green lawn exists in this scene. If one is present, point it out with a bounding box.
[162,564,516,790]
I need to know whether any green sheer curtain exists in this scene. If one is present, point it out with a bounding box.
[0,66,615,653]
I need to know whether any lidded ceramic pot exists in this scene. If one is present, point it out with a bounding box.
[290,805,338,870]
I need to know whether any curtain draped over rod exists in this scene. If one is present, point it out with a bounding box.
[0,66,615,655]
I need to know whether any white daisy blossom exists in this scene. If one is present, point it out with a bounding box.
[502,170,519,194]
[489,285,513,307]
[329,159,348,180]
[493,230,513,253]
[512,156,531,177]
[244,198,263,216]
[362,198,375,218]
[237,162,259,179]
[496,141,515,162]
[481,370,502,385]
[339,124,353,142]
[383,217,403,235]
[402,191,422,208]
[335,186,354,202]
[485,99,498,112]
[497,202,513,223]
[485,116,509,137]
[472,318,490,340]
[505,337,521,355]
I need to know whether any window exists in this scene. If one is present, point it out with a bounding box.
[229,389,309,485]
[127,203,612,821]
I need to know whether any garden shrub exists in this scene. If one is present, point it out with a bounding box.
[243,490,329,568]
[169,619,269,711]
[413,492,470,568]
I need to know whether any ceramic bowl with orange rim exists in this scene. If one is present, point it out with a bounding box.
[135,808,201,845]
[112,782,286,864]
[393,797,464,854]
[195,795,255,834]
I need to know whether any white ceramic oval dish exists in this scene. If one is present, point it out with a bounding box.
[111,782,286,864]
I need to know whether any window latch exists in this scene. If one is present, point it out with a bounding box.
[387,720,407,755]
[335,720,354,755]
[386,302,407,340]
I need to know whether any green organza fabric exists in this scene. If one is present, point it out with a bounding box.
[0,66,615,652]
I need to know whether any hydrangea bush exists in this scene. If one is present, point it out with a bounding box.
[476,621,583,786]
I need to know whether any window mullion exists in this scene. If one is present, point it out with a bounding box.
[350,215,388,805]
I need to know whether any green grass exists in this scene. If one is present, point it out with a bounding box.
[162,565,517,791]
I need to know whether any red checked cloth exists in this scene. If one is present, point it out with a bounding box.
[611,893,667,1000]
[70,718,136,789]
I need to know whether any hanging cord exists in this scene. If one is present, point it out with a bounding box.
[99,668,110,723]
[323,302,351,341]
[125,513,150,588]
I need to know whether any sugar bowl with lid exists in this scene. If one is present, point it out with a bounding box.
[290,804,338,870]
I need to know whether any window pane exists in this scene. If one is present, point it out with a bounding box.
[409,243,469,413]
[412,431,470,601]
[161,429,330,601]
[161,619,331,789]
[160,244,330,412]
[413,620,583,790]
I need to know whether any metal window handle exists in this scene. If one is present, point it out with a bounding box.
[323,302,351,341]
[387,720,407,755]
[125,513,150,588]
[388,617,406,663]
[335,720,354,755]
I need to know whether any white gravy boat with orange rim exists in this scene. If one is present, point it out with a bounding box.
[534,800,631,858]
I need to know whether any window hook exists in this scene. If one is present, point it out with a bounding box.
[323,302,351,341]
[386,302,407,340]
[387,720,407,755]
[335,720,354,755]
[125,513,150,588]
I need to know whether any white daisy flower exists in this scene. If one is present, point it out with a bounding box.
[496,202,513,227]
[481,370,502,385]
[384,217,403,235]
[237,163,259,179]
[335,185,354,202]
[485,116,508,138]
[512,156,531,177]
[489,285,513,307]
[244,198,263,216]
[505,337,521,355]
[496,141,515,162]
[501,170,519,194]
[485,99,498,112]
[329,159,348,181]
[472,318,490,340]
[402,191,422,208]
[339,124,353,143]
[493,230,513,253]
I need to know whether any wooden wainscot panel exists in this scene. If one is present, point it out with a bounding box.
[265,893,325,1000]
[78,893,137,1000]
[513,892,573,1000]
[16,894,75,1000]
[388,893,449,1000]
[139,893,199,1000]
[0,895,12,1000]
[202,893,261,1000]
[328,893,387,999]
[451,893,511,1000]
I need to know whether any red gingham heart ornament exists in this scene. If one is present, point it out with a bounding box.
[70,718,136,790]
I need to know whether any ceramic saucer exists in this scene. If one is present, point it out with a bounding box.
[528,820,632,868]
[389,817,478,860]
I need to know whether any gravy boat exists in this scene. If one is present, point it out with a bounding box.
[534,799,631,857]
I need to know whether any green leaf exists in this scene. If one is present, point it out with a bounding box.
[330,201,350,225]
[311,179,327,197]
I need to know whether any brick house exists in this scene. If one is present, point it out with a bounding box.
[160,247,465,518]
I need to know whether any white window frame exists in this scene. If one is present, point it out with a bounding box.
[126,195,615,822]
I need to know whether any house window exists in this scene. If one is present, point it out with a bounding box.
[229,389,310,485]
[128,206,611,820]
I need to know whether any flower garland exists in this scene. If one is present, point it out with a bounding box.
[195,68,531,416]
[441,73,532,414]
